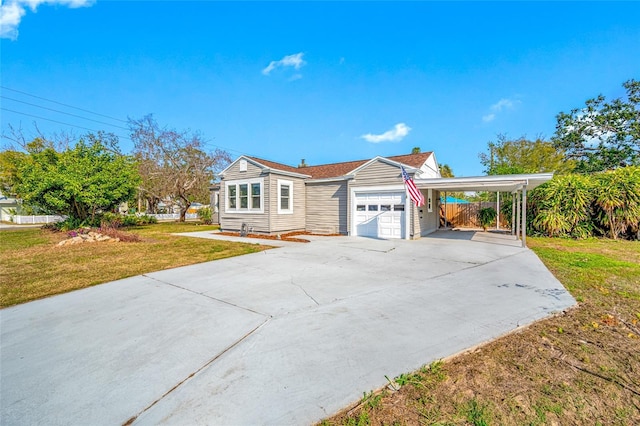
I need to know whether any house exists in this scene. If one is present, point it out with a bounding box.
[215,152,442,240]
[0,192,20,222]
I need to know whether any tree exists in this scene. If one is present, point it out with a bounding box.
[439,164,454,178]
[479,135,572,175]
[13,133,139,222]
[129,115,231,221]
[552,79,640,173]
[0,149,27,196]
[411,147,421,154]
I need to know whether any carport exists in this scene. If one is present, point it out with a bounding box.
[414,173,553,248]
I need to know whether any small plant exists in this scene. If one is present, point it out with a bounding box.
[361,390,384,410]
[463,398,490,426]
[198,207,213,224]
[478,207,497,231]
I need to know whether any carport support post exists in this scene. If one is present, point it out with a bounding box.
[521,186,527,248]
[496,192,500,230]
[515,190,521,239]
[511,194,516,236]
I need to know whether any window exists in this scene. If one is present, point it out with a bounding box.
[281,186,290,210]
[239,184,248,208]
[225,178,263,213]
[356,205,366,211]
[228,185,237,209]
[394,204,405,211]
[368,205,378,211]
[277,179,294,214]
[380,205,391,211]
[251,183,261,209]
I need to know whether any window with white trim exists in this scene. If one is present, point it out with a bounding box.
[225,178,263,213]
[277,179,294,214]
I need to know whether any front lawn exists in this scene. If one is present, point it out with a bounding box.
[0,222,267,308]
[322,237,640,425]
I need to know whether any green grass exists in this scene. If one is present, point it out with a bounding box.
[0,222,268,308]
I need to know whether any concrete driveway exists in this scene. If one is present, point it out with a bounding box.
[0,231,575,425]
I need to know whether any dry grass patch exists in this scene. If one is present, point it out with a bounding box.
[322,237,640,426]
[0,223,268,308]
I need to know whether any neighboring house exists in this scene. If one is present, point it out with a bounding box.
[0,192,20,222]
[215,152,442,239]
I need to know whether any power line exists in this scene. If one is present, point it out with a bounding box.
[1,107,132,142]
[1,87,247,157]
[1,95,130,131]
[0,85,128,123]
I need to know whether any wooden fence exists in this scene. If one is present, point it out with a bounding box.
[442,202,510,229]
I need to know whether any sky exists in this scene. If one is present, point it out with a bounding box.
[1,1,639,177]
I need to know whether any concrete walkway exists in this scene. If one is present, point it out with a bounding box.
[0,231,575,425]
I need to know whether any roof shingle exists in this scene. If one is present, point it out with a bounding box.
[246,152,433,179]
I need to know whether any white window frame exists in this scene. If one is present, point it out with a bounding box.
[277,179,294,214]
[225,177,264,213]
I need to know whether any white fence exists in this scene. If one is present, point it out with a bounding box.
[145,213,199,221]
[13,215,66,224]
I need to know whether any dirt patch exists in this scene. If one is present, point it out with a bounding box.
[218,231,343,243]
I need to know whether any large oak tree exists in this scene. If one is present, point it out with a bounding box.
[552,79,639,173]
[129,115,231,221]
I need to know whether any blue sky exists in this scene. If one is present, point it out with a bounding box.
[1,1,639,177]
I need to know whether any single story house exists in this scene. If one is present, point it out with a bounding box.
[214,151,554,245]
[215,152,442,240]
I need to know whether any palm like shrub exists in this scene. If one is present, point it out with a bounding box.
[594,167,640,239]
[532,174,593,238]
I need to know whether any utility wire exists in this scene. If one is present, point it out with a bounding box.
[1,107,132,142]
[1,87,248,157]
[1,96,130,131]
[0,85,128,123]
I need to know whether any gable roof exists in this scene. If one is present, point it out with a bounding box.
[243,152,433,180]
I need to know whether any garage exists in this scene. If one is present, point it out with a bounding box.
[353,192,406,239]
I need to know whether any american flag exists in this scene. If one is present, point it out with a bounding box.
[401,166,425,207]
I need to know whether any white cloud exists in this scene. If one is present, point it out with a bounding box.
[482,97,520,123]
[490,98,516,112]
[1,0,94,40]
[262,52,306,76]
[361,123,411,143]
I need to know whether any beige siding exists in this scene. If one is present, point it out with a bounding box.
[351,160,404,187]
[219,161,270,233]
[268,174,306,233]
[305,182,348,234]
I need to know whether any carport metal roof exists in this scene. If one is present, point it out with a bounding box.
[413,172,553,193]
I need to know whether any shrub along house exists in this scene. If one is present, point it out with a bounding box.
[215,152,442,240]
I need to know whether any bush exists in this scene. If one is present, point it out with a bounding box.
[197,207,213,224]
[478,207,497,230]
[136,214,157,225]
[529,166,640,240]
[100,213,157,229]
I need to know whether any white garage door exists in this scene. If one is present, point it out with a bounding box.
[354,192,405,239]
